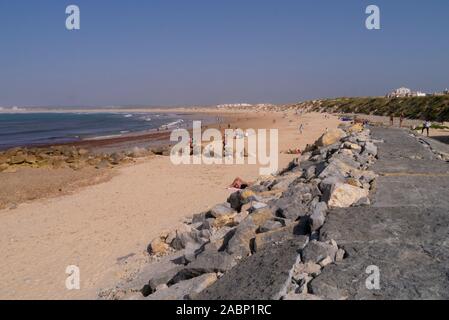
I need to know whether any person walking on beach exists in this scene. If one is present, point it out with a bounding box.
[399,113,404,128]
[390,114,394,126]
[422,120,431,137]
[299,124,304,134]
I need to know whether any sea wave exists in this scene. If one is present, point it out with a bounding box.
[85,133,124,140]
[160,119,184,129]
[138,115,152,122]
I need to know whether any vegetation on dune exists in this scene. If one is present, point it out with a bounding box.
[306,96,449,122]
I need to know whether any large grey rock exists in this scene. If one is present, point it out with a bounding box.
[321,171,369,208]
[197,240,302,300]
[312,143,341,158]
[326,183,369,208]
[283,181,321,199]
[253,224,308,252]
[316,130,346,147]
[259,220,283,233]
[301,240,338,264]
[272,198,309,221]
[171,229,208,250]
[319,175,345,201]
[209,226,234,246]
[208,203,235,218]
[302,165,316,180]
[343,141,362,152]
[172,250,237,283]
[271,183,320,221]
[318,159,353,180]
[249,201,268,213]
[329,153,362,169]
[180,242,205,264]
[363,141,378,157]
[270,175,298,191]
[227,192,242,212]
[144,265,184,295]
[225,217,257,258]
[192,212,207,224]
[145,273,218,300]
[309,202,328,231]
[113,250,186,297]
[199,218,216,230]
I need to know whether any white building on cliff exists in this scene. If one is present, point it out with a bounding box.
[387,87,426,98]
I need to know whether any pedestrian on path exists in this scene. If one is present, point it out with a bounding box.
[422,120,431,137]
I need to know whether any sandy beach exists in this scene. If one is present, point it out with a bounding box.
[0,111,341,300]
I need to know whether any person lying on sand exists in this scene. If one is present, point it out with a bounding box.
[286,148,302,155]
[230,177,253,190]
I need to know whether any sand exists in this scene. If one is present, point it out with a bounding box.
[0,111,341,300]
[0,167,112,210]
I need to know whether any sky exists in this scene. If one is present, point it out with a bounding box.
[0,0,448,107]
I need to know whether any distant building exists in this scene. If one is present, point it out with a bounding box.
[217,103,253,108]
[387,87,426,98]
[411,91,427,97]
[387,87,412,98]
[431,89,449,96]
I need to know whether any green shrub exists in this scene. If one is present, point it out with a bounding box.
[307,96,449,121]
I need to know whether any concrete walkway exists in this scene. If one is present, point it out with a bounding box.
[312,127,449,299]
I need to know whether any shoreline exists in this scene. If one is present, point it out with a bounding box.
[0,109,223,152]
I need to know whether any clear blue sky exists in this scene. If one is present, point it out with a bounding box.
[0,0,448,107]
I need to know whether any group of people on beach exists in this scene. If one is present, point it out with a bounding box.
[390,113,406,128]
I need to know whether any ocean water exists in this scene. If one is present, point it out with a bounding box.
[0,112,205,150]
